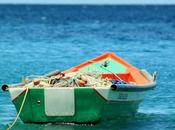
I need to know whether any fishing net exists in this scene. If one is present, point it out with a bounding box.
[23,71,112,88]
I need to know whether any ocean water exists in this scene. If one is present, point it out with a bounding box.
[0,5,175,130]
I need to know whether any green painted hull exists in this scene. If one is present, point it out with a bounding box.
[12,88,104,123]
[11,87,144,123]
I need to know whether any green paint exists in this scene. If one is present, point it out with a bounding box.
[74,88,105,122]
[12,87,142,123]
[13,90,33,122]
[80,58,127,73]
[13,88,105,123]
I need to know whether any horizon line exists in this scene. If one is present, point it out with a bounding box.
[0,3,175,5]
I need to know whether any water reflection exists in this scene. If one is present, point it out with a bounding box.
[3,113,160,130]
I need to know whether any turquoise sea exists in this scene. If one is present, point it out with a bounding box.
[0,5,175,130]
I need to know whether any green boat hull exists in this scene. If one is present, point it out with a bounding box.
[10,87,144,123]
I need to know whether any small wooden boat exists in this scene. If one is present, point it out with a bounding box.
[2,52,156,123]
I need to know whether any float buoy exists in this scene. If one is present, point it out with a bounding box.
[1,84,9,91]
[111,84,117,91]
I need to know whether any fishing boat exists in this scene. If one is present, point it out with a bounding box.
[2,52,156,123]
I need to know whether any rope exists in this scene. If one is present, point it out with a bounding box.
[24,70,112,88]
[100,66,124,81]
[6,87,29,130]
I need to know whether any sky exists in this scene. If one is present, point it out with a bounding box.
[0,0,175,4]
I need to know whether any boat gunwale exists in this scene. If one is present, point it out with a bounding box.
[8,81,156,91]
[10,82,155,103]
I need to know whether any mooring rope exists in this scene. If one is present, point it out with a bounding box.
[6,87,29,130]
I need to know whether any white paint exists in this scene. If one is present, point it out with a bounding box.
[95,87,146,101]
[44,88,75,116]
[9,88,26,100]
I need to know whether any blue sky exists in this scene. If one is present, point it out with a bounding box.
[0,0,175,4]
